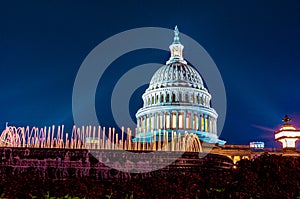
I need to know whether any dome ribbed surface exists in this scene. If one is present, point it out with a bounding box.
[148,62,204,90]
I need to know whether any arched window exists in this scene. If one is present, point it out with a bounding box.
[178,112,184,129]
[172,93,176,103]
[206,116,209,132]
[186,112,191,129]
[193,113,197,130]
[179,92,182,102]
[161,94,164,103]
[191,94,194,103]
[185,93,189,102]
[166,93,170,102]
[146,116,150,131]
[201,115,204,131]
[171,112,176,129]
[165,113,170,129]
[159,114,163,129]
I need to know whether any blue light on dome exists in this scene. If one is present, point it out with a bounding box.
[133,26,225,147]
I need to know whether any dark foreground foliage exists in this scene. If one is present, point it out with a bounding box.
[0,153,299,199]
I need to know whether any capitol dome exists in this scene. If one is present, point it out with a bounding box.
[133,26,225,146]
[148,62,205,91]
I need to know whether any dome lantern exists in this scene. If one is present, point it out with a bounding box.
[166,26,187,65]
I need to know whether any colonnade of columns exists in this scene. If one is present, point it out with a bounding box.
[143,90,210,107]
[137,111,217,135]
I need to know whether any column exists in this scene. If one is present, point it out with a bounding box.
[176,111,179,131]
[208,117,211,133]
[165,112,167,129]
[158,94,161,104]
[197,113,200,131]
[211,119,213,134]
[195,113,198,130]
[152,114,155,131]
[207,116,209,132]
[192,113,195,130]
[210,118,213,134]
[203,115,206,132]
[158,113,161,130]
[148,114,151,131]
[211,118,214,134]
[190,112,193,129]
[214,119,217,134]
[179,92,182,102]
[142,115,147,132]
[183,112,186,129]
[162,112,165,130]
[150,114,152,131]
[155,113,159,130]
[137,117,140,129]
[194,113,198,130]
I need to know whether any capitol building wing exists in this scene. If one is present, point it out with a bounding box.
[134,26,225,146]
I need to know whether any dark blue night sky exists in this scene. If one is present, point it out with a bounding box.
[1,1,300,147]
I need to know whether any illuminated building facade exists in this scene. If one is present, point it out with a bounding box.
[249,141,264,149]
[274,115,300,149]
[134,26,225,146]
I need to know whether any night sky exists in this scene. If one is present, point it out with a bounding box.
[1,1,300,147]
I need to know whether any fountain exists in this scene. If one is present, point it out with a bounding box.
[0,125,202,152]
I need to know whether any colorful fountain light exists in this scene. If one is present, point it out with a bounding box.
[0,125,203,152]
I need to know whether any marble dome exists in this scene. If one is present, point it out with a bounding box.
[148,62,206,91]
[133,26,225,146]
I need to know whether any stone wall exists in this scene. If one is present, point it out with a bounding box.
[0,147,233,180]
